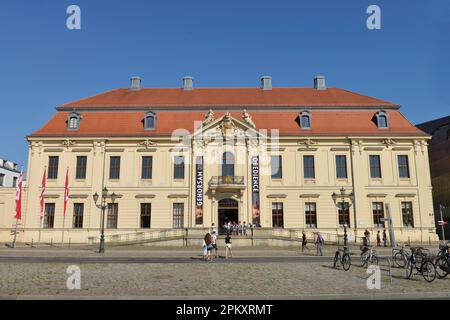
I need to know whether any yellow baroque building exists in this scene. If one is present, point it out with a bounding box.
[0,76,439,244]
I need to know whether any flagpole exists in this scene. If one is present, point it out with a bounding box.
[61,214,66,247]
[11,167,23,249]
[38,217,43,247]
[11,217,19,248]
[61,167,69,247]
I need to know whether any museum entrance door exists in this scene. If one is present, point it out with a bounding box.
[218,198,239,235]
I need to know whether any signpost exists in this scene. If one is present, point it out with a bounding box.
[383,204,396,247]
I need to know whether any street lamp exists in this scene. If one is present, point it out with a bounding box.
[93,187,117,253]
[332,187,354,247]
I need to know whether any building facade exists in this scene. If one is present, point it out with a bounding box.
[417,116,450,239]
[0,158,21,188]
[0,76,439,244]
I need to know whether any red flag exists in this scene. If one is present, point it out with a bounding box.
[63,168,69,217]
[40,168,46,219]
[15,170,23,220]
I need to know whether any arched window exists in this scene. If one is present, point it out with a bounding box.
[376,111,388,128]
[222,152,235,177]
[67,112,81,130]
[144,112,156,130]
[300,111,311,129]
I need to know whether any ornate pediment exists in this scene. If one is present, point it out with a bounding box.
[138,139,157,149]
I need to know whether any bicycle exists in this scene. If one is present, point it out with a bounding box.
[360,245,378,267]
[333,246,351,271]
[392,244,410,268]
[405,246,436,282]
[435,243,450,279]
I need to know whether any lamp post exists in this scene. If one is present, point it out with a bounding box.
[332,187,354,247]
[93,187,117,253]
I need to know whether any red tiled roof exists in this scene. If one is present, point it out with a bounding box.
[57,87,399,109]
[30,110,426,138]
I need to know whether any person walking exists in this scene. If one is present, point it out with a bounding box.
[243,221,248,236]
[211,223,217,235]
[376,231,381,247]
[301,232,308,252]
[202,239,208,261]
[225,233,233,259]
[238,221,243,236]
[315,232,324,256]
[382,229,388,247]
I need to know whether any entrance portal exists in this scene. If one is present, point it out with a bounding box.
[218,198,239,235]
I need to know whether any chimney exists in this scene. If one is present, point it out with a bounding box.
[130,76,142,91]
[260,76,272,90]
[314,76,326,90]
[183,76,194,91]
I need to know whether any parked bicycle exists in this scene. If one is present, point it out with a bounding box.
[435,242,450,279]
[405,246,436,282]
[392,244,410,268]
[333,246,351,271]
[360,245,378,267]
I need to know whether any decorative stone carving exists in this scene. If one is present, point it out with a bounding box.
[382,138,396,148]
[62,139,76,149]
[203,109,215,125]
[138,139,157,149]
[242,109,256,128]
[298,138,317,148]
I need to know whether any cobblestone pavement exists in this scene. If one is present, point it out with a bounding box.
[0,259,449,299]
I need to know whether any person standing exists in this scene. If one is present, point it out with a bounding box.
[243,221,248,236]
[211,223,217,235]
[315,232,324,256]
[364,229,371,246]
[225,233,233,259]
[301,232,308,252]
[204,233,213,261]
[238,221,242,236]
[382,229,388,247]
[376,231,381,247]
[211,231,218,258]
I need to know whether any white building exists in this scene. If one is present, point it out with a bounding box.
[0,158,21,188]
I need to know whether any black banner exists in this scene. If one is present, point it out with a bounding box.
[251,156,260,225]
[195,156,204,225]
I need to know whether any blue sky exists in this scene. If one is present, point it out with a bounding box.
[0,0,449,167]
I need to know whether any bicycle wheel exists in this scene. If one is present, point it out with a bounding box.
[405,259,414,279]
[422,261,436,283]
[342,254,351,271]
[360,254,368,267]
[394,252,406,268]
[370,255,379,266]
[333,252,339,268]
[436,257,450,279]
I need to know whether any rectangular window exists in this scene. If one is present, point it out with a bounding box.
[338,202,350,228]
[173,203,184,229]
[272,202,284,228]
[372,202,385,227]
[369,155,382,178]
[402,201,414,228]
[107,203,118,229]
[173,156,185,179]
[48,156,59,179]
[76,156,87,179]
[398,155,410,178]
[271,156,282,179]
[303,155,315,179]
[109,157,120,180]
[305,202,317,228]
[0,174,4,186]
[12,177,18,188]
[336,155,348,179]
[72,203,84,229]
[44,203,55,229]
[140,203,151,228]
[141,156,153,179]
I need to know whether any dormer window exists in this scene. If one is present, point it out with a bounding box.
[300,111,311,129]
[67,112,81,130]
[144,112,156,130]
[376,111,389,129]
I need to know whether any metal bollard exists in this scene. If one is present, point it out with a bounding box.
[69,238,71,248]
[50,238,53,247]
[31,239,34,248]
[387,258,393,284]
